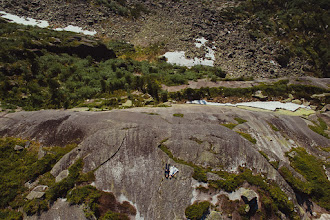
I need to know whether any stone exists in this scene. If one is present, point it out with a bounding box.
[26,185,48,200]
[56,170,69,183]
[33,185,48,192]
[26,191,45,200]
[122,100,133,107]
[205,211,223,220]
[292,99,302,105]
[253,90,268,101]
[321,104,330,112]
[25,141,31,148]
[241,189,258,202]
[241,189,258,215]
[38,145,46,159]
[14,145,24,151]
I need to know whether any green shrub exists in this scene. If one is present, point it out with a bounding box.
[100,210,129,220]
[46,158,83,202]
[0,209,23,220]
[192,167,207,183]
[67,185,101,205]
[23,199,48,216]
[185,201,210,220]
[173,113,184,117]
[286,148,330,210]
[308,117,329,139]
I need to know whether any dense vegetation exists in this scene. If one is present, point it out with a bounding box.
[0,137,135,219]
[0,137,77,218]
[0,19,229,111]
[219,0,330,77]
[185,201,210,220]
[280,148,330,210]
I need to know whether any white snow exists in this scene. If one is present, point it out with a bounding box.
[118,194,144,220]
[0,11,49,28]
[0,11,96,36]
[187,100,311,112]
[55,25,97,36]
[164,37,216,67]
[195,37,208,48]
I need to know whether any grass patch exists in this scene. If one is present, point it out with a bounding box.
[173,113,184,117]
[259,150,270,161]
[308,117,329,139]
[236,131,257,144]
[189,137,203,144]
[221,123,238,129]
[143,112,159,115]
[234,117,247,124]
[267,122,280,131]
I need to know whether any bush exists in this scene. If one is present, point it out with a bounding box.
[185,201,210,220]
[23,199,48,216]
[173,113,184,117]
[192,167,207,183]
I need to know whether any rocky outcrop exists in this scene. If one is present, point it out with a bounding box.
[0,105,329,219]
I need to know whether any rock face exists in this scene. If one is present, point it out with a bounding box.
[26,198,87,220]
[0,105,329,219]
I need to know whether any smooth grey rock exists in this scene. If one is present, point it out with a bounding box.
[25,198,87,220]
[122,100,133,107]
[14,145,24,151]
[206,211,223,220]
[241,189,258,202]
[253,90,268,101]
[26,191,45,200]
[55,170,69,183]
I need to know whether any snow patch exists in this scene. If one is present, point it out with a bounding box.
[55,25,97,36]
[0,11,49,28]
[0,11,96,36]
[187,100,311,112]
[164,37,216,67]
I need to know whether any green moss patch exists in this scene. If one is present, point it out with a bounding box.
[185,201,210,220]
[285,148,330,210]
[221,123,238,129]
[234,117,247,124]
[308,117,329,139]
[236,131,257,144]
[267,122,280,131]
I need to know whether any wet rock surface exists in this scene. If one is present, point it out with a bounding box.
[0,105,329,219]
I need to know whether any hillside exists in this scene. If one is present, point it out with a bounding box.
[0,0,329,219]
